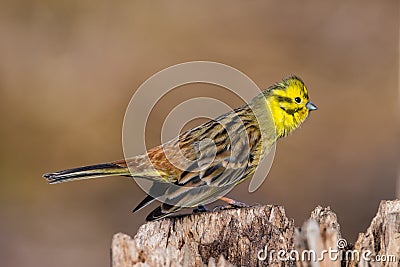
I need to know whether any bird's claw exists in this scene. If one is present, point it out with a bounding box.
[212,205,225,212]
[212,203,249,212]
[193,205,210,214]
[229,200,249,208]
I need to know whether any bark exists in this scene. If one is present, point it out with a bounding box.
[111,200,400,267]
[346,200,400,267]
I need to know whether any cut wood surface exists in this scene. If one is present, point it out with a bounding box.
[111,200,400,267]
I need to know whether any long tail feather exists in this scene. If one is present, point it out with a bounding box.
[43,163,130,184]
[132,195,155,213]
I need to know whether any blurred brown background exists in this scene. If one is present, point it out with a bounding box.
[0,1,398,266]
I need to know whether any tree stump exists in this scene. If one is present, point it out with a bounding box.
[111,200,400,266]
[346,200,400,267]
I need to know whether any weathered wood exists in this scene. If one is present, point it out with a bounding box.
[111,200,400,267]
[347,200,400,267]
[112,205,295,266]
[295,206,342,267]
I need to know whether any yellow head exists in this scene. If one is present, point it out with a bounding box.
[263,75,317,138]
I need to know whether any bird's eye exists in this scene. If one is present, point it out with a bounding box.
[294,97,301,103]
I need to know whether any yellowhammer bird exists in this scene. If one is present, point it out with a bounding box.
[43,75,317,221]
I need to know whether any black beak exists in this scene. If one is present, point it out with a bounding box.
[306,101,318,111]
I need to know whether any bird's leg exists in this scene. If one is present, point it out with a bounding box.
[219,196,249,208]
[193,204,210,213]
